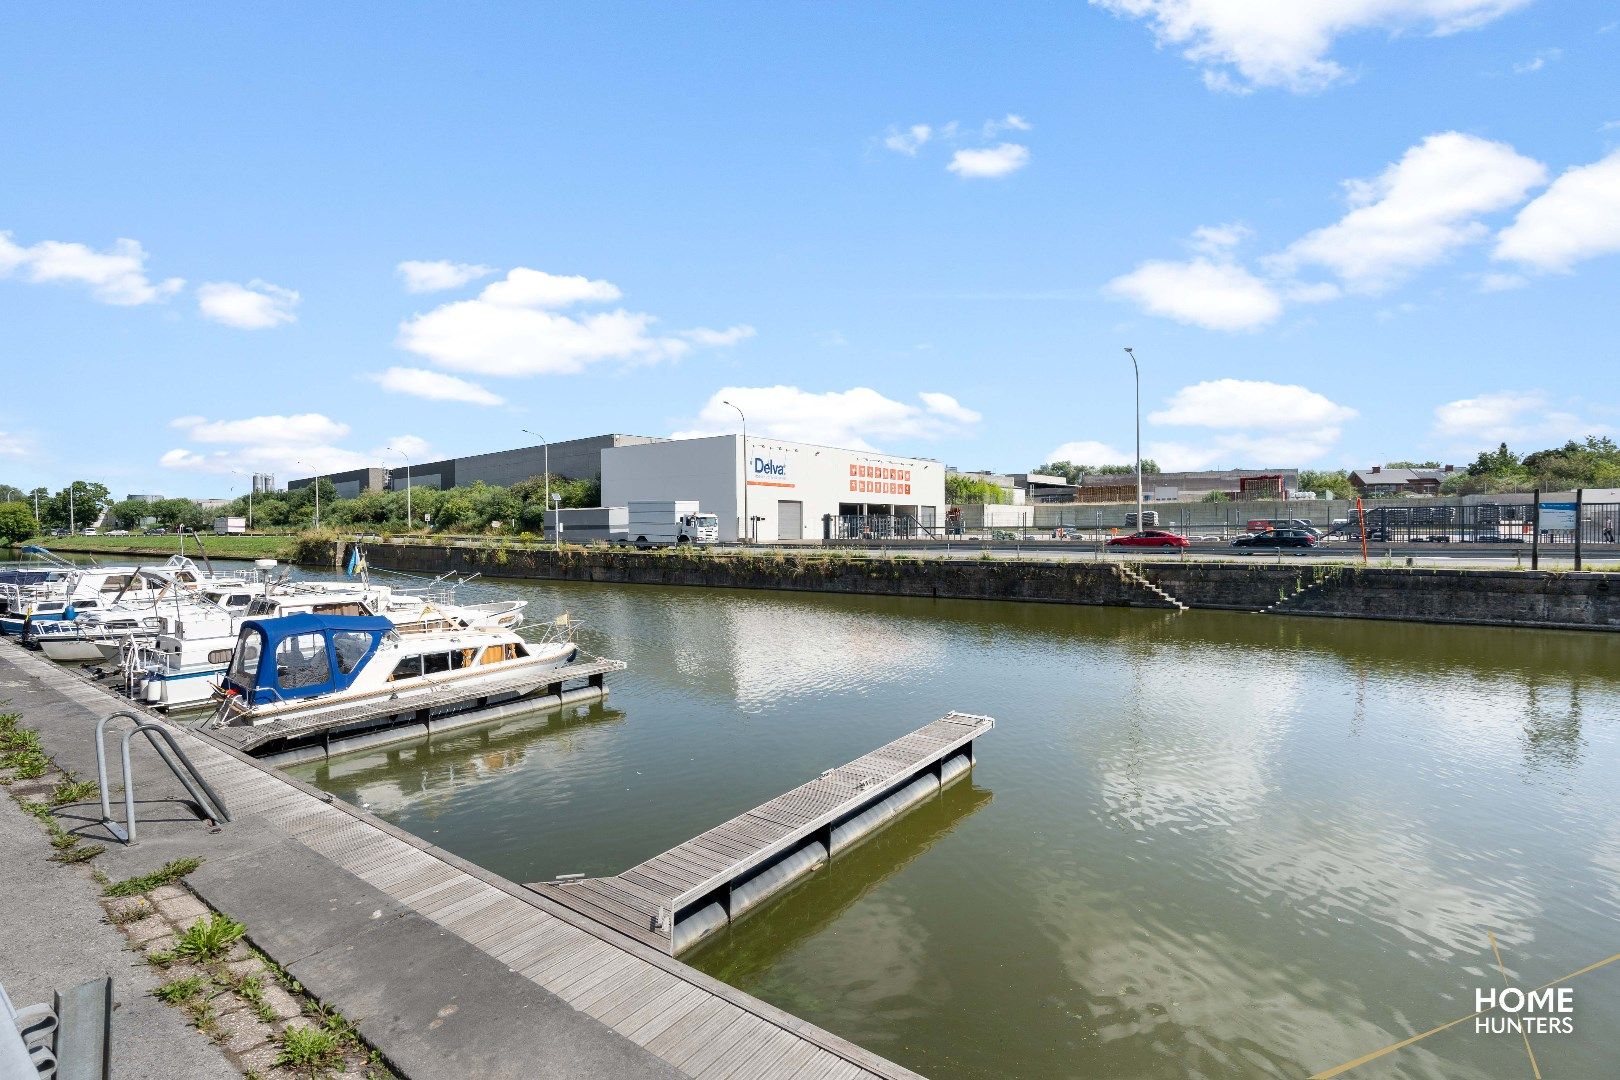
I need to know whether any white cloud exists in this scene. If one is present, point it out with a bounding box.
[1091,0,1532,93]
[1493,148,1620,272]
[883,124,933,156]
[1431,389,1595,446]
[1275,131,1546,292]
[396,259,495,293]
[1189,222,1253,254]
[172,413,349,445]
[1477,271,1528,291]
[366,366,505,407]
[0,431,29,457]
[1144,379,1358,468]
[1512,47,1560,73]
[916,392,982,424]
[1150,378,1358,430]
[479,268,622,308]
[1148,432,1340,470]
[196,279,300,329]
[678,325,757,347]
[1106,256,1282,331]
[1044,440,1131,466]
[946,143,1031,178]
[396,267,737,377]
[162,413,429,477]
[673,386,981,450]
[982,114,1032,137]
[0,231,183,305]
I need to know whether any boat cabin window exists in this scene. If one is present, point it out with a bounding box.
[423,652,451,675]
[99,575,130,593]
[208,648,234,664]
[451,648,477,670]
[174,571,197,583]
[313,602,368,617]
[389,655,423,681]
[76,599,99,610]
[228,634,262,684]
[332,631,372,674]
[226,594,252,608]
[275,632,331,689]
[481,645,504,665]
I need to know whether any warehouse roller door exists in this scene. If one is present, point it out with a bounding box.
[777,500,804,540]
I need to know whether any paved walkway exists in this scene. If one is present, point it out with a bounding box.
[0,783,238,1080]
[0,641,920,1080]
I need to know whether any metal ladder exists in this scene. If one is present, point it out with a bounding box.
[94,712,231,844]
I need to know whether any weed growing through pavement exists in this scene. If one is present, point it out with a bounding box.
[174,913,246,963]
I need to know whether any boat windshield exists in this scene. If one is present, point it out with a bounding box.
[228,631,262,685]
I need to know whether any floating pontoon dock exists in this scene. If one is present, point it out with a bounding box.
[530,711,994,954]
[209,655,627,763]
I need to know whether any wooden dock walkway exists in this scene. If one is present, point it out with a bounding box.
[206,655,626,758]
[532,712,994,954]
[0,642,925,1079]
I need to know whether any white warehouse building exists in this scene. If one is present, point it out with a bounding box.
[600,435,946,543]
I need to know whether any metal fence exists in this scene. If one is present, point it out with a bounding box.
[823,514,936,541]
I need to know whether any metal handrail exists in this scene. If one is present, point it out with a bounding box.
[94,712,231,843]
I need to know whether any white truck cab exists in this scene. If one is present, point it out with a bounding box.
[627,501,719,547]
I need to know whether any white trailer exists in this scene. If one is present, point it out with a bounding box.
[214,516,247,535]
[625,501,719,547]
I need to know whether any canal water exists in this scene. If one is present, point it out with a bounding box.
[280,571,1620,1079]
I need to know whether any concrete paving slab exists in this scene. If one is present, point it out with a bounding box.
[0,791,237,1080]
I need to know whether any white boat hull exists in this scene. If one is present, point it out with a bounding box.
[39,639,108,662]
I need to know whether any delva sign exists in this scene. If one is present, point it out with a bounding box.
[750,457,793,487]
[1539,502,1577,530]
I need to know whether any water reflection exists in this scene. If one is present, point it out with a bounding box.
[277,569,1620,1080]
[690,780,993,985]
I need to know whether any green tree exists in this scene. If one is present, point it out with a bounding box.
[1298,469,1355,499]
[1036,459,1158,484]
[0,501,37,544]
[945,475,1010,505]
[0,484,25,503]
[39,481,112,530]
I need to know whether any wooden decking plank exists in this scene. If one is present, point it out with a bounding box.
[640,996,733,1055]
[617,984,709,1043]
[709,1026,804,1080]
[679,1012,772,1075]
[570,961,667,1015]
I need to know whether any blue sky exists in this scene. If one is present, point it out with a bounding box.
[2,1,1617,497]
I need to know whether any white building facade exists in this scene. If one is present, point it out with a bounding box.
[600,435,946,542]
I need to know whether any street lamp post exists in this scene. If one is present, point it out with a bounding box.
[551,493,562,551]
[722,400,747,544]
[386,446,412,528]
[520,430,550,540]
[231,469,254,530]
[296,462,321,529]
[1123,347,1143,537]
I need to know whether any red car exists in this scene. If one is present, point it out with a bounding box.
[1106,529,1189,551]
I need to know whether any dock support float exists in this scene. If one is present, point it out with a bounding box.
[530,711,993,954]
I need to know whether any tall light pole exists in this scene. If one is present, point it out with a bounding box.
[520,430,549,539]
[386,446,412,528]
[1123,347,1143,536]
[231,469,253,530]
[722,400,747,543]
[69,483,76,535]
[295,461,320,529]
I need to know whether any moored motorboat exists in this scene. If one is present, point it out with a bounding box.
[204,612,585,755]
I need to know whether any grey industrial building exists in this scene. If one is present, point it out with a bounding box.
[286,434,663,496]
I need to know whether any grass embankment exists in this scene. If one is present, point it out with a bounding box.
[15,534,302,560]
